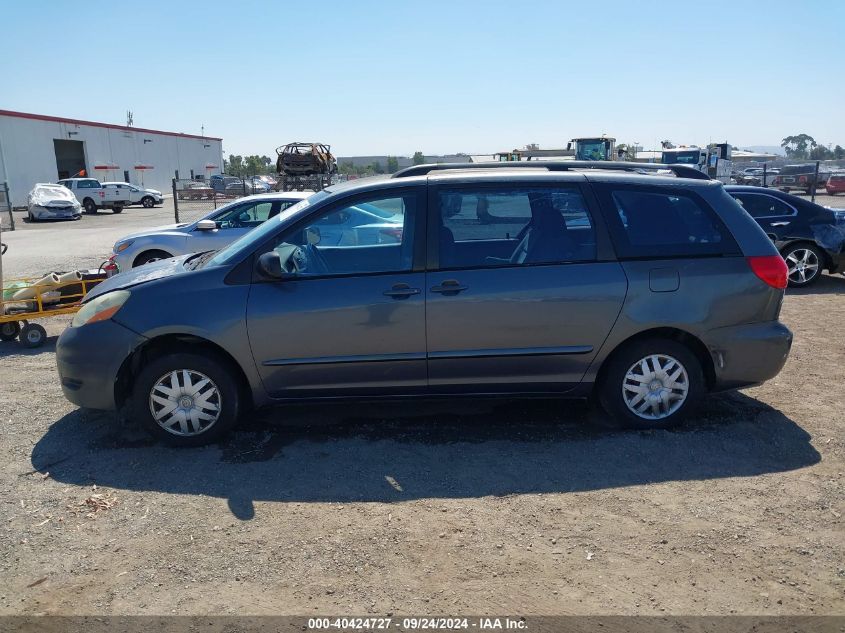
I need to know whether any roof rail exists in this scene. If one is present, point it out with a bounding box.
[391,161,712,181]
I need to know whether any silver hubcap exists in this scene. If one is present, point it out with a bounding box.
[26,330,41,343]
[622,354,689,420]
[785,249,819,284]
[149,370,221,436]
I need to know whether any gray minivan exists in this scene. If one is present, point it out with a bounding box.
[56,162,793,446]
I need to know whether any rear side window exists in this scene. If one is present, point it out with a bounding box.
[731,193,795,218]
[437,186,597,269]
[602,188,738,258]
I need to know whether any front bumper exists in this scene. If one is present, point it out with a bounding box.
[56,319,147,410]
[702,321,793,391]
[30,205,81,219]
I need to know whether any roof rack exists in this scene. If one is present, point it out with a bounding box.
[391,161,712,181]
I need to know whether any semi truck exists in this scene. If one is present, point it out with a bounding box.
[660,144,733,183]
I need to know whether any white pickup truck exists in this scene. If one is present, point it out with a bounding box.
[57,177,131,214]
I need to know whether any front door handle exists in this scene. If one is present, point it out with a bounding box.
[770,221,790,227]
[430,280,468,295]
[383,283,421,299]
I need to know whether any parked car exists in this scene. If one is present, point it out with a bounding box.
[101,182,164,208]
[210,175,243,193]
[57,162,794,446]
[109,192,313,270]
[773,165,830,194]
[735,168,779,187]
[177,182,215,200]
[726,185,845,287]
[26,183,82,221]
[224,180,270,196]
[825,173,845,195]
[57,177,130,214]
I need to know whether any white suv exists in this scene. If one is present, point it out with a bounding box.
[101,182,164,208]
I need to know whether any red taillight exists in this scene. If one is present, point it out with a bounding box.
[747,255,788,289]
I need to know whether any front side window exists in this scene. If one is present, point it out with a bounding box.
[214,201,282,229]
[438,186,596,269]
[731,193,794,218]
[77,179,98,189]
[265,192,417,277]
[604,188,736,258]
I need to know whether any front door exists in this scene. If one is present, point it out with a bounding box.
[426,183,627,392]
[247,188,427,397]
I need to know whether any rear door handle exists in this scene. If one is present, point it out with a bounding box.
[383,283,421,299]
[430,280,468,295]
[770,221,790,227]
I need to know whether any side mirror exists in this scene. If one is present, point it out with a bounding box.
[305,226,321,245]
[257,251,283,279]
[196,219,217,231]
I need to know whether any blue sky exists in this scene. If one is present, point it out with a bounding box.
[2,0,843,156]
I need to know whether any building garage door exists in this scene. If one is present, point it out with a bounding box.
[54,139,86,180]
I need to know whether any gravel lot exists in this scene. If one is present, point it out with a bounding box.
[0,194,843,617]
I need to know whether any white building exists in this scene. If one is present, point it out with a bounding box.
[0,110,223,207]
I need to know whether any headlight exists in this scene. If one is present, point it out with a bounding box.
[115,240,135,253]
[72,290,131,327]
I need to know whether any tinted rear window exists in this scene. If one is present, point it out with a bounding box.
[601,187,739,258]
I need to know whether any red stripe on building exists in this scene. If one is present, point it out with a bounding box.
[0,109,222,141]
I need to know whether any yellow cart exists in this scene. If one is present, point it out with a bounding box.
[0,243,106,348]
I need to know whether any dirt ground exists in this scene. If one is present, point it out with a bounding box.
[0,268,843,616]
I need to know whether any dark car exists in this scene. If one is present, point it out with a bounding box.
[726,185,845,287]
[773,164,830,194]
[56,162,792,447]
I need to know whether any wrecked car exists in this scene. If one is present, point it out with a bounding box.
[26,183,82,221]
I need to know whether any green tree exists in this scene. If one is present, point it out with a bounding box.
[386,156,399,173]
[781,134,816,160]
[226,154,244,175]
[370,161,384,174]
[809,145,834,161]
[412,151,425,165]
[834,145,845,160]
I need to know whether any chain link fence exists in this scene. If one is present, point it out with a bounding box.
[172,176,275,223]
[1,182,15,231]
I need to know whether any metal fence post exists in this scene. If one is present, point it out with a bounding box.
[172,178,179,223]
[762,164,768,189]
[811,161,820,203]
[2,182,14,231]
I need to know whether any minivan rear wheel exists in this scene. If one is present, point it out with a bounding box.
[130,351,241,446]
[599,338,704,430]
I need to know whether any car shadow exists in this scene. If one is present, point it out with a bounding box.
[0,336,57,356]
[786,273,845,296]
[32,392,819,521]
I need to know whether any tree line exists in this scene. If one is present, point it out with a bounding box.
[781,134,844,161]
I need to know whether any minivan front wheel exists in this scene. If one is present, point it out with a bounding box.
[131,352,241,446]
[599,338,704,429]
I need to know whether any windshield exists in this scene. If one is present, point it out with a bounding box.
[575,141,608,161]
[661,150,701,164]
[204,191,328,267]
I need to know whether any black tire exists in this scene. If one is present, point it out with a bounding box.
[133,250,171,267]
[112,206,123,214]
[141,196,155,208]
[82,198,97,214]
[27,211,36,222]
[130,351,241,446]
[19,323,47,348]
[1,321,21,341]
[598,338,704,430]
[782,243,825,287]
